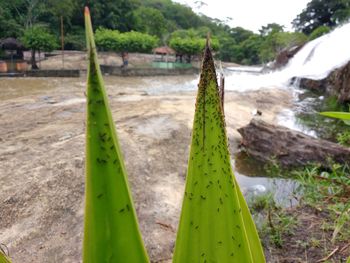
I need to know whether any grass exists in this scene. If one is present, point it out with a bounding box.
[337,130,350,146]
[249,192,297,248]
[248,160,350,261]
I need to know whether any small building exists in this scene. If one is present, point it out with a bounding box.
[0,38,27,72]
[152,46,192,69]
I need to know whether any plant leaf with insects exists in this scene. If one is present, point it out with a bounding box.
[83,7,149,263]
[173,42,265,263]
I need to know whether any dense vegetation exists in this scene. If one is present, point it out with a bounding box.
[1,0,350,65]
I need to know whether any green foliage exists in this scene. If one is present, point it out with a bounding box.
[170,27,209,39]
[267,211,297,248]
[320,111,350,121]
[169,37,202,56]
[308,26,331,40]
[142,0,202,29]
[249,192,275,212]
[95,28,158,53]
[259,23,284,36]
[21,26,58,52]
[0,250,11,263]
[0,2,23,38]
[293,0,350,34]
[83,7,149,262]
[229,27,255,43]
[169,37,218,56]
[173,44,265,262]
[293,162,350,243]
[64,28,86,50]
[264,157,282,177]
[168,29,219,62]
[259,31,307,62]
[216,36,238,62]
[337,131,350,146]
[133,7,167,38]
[3,0,312,64]
[83,0,140,32]
[240,35,264,65]
[249,192,297,249]
[294,163,350,206]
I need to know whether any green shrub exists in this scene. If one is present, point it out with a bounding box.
[308,26,331,41]
[95,28,158,53]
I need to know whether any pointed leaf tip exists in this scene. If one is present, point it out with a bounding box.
[84,6,90,16]
[206,32,211,49]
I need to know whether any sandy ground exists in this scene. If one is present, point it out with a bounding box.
[0,76,291,262]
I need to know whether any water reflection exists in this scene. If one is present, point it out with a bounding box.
[234,152,299,208]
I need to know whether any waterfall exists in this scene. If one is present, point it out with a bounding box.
[225,22,350,92]
[284,22,350,80]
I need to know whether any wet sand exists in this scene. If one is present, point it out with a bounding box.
[0,76,292,262]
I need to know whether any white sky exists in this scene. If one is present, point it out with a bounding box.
[173,0,311,32]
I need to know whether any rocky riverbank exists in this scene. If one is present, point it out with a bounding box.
[0,76,290,262]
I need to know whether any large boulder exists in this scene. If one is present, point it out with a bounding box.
[238,118,350,167]
[298,60,350,103]
[263,44,304,71]
[274,45,304,68]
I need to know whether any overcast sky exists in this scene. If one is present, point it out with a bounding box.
[173,0,311,32]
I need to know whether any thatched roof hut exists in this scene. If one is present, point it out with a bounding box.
[153,46,175,55]
[0,38,25,50]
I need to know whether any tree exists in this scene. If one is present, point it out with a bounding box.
[240,35,264,65]
[95,28,158,66]
[133,7,167,38]
[259,23,284,36]
[169,37,219,63]
[0,2,23,38]
[293,0,350,34]
[21,26,58,69]
[308,25,331,40]
[259,31,307,62]
[229,27,255,43]
[72,0,140,32]
[142,0,202,29]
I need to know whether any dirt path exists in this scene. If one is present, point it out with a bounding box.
[0,76,291,262]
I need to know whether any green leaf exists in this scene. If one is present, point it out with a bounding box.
[331,203,350,243]
[320,112,350,120]
[173,42,265,262]
[83,7,149,263]
[0,251,11,263]
[347,256,350,263]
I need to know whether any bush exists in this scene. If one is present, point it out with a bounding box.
[95,28,158,53]
[308,26,331,41]
[21,26,58,52]
[169,37,219,56]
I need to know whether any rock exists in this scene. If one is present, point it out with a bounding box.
[237,118,350,167]
[264,44,305,71]
[274,45,305,69]
[297,60,350,103]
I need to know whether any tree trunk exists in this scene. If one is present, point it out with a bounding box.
[237,118,350,167]
[31,49,38,69]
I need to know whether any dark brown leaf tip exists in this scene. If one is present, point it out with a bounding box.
[200,35,217,89]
